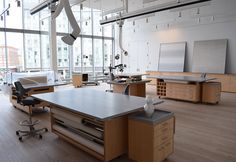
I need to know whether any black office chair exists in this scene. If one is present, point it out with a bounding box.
[14,81,48,141]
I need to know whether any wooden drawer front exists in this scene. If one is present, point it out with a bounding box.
[154,140,173,162]
[166,82,200,102]
[154,118,174,137]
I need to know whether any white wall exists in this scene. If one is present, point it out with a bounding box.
[114,0,236,74]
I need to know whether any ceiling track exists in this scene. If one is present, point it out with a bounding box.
[100,0,211,25]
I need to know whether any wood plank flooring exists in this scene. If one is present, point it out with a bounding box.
[0,84,236,162]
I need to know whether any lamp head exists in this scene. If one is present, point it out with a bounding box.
[61,33,77,45]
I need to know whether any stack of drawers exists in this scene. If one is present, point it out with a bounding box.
[128,110,175,162]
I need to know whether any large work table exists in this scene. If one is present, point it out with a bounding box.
[148,75,220,103]
[32,89,148,162]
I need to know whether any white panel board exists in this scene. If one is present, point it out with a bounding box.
[192,39,227,74]
[158,42,186,72]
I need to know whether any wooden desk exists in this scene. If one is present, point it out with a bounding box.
[107,80,151,97]
[11,82,65,114]
[33,89,147,162]
[148,75,217,103]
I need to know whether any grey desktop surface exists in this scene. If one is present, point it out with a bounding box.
[147,75,215,82]
[115,73,147,77]
[23,82,67,89]
[107,79,151,85]
[129,109,174,125]
[32,89,147,121]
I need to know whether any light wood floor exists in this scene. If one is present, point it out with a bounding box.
[0,84,236,162]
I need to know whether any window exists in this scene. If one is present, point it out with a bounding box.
[24,34,40,69]
[5,0,23,29]
[57,36,70,79]
[104,40,113,71]
[93,9,102,36]
[73,38,82,72]
[94,39,103,74]
[82,38,92,74]
[23,0,40,30]
[41,35,50,70]
[81,6,92,35]
[0,32,6,84]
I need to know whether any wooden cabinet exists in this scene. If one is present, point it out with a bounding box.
[202,82,221,104]
[166,82,201,102]
[129,115,175,162]
[51,106,128,162]
[147,71,236,93]
[72,74,83,88]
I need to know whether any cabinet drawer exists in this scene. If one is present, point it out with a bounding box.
[154,140,173,162]
[154,118,174,137]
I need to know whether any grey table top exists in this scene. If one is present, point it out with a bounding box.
[115,73,148,78]
[107,79,151,85]
[129,109,174,125]
[23,82,66,89]
[147,75,216,83]
[32,89,157,121]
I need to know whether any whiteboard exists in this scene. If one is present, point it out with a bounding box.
[192,39,227,74]
[158,42,186,72]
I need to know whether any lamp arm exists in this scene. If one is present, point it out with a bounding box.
[51,0,63,19]
[63,0,81,36]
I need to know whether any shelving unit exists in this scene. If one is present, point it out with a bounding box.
[50,106,128,162]
[156,79,166,97]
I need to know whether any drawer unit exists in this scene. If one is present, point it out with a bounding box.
[128,110,175,162]
[166,82,200,102]
[202,82,221,104]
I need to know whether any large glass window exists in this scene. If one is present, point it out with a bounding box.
[24,34,40,69]
[41,35,50,70]
[57,36,70,79]
[0,1,5,28]
[81,6,92,35]
[6,32,24,71]
[0,0,114,82]
[56,10,69,33]
[23,0,40,30]
[73,38,82,72]
[93,9,102,36]
[0,32,6,84]
[82,38,92,74]
[94,39,103,74]
[5,0,22,29]
[104,40,113,71]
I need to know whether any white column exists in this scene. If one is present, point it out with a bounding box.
[49,16,58,81]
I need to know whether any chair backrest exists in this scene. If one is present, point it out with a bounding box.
[14,81,28,98]
[110,73,115,81]
[123,84,130,95]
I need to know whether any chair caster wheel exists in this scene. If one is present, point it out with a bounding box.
[16,131,19,136]
[19,137,22,141]
[39,134,42,139]
[45,128,48,132]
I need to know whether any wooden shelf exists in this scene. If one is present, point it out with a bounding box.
[157,79,166,97]
[50,106,128,162]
